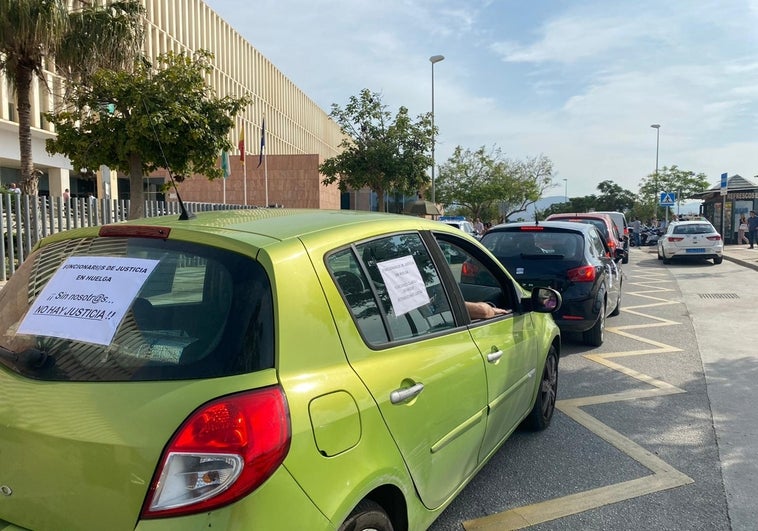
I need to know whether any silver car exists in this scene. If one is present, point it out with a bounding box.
[657,220,723,265]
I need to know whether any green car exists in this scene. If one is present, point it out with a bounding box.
[0,209,561,531]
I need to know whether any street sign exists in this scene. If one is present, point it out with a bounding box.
[659,192,676,206]
[720,172,728,196]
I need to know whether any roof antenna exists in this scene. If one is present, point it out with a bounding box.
[141,96,196,220]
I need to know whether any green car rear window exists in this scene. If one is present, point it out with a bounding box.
[0,236,274,381]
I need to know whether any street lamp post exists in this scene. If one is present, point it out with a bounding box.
[651,124,661,223]
[430,54,444,205]
[563,178,568,203]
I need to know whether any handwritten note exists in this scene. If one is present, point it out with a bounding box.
[376,255,430,316]
[17,256,159,345]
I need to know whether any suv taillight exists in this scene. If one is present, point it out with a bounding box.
[461,260,480,279]
[567,265,596,282]
[142,387,290,519]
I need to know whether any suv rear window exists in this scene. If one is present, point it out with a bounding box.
[483,230,583,260]
[0,237,273,381]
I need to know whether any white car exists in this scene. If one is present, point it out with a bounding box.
[439,217,479,239]
[657,220,723,265]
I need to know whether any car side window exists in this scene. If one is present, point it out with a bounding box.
[434,235,516,316]
[588,229,607,257]
[327,233,456,345]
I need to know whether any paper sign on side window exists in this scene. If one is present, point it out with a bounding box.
[376,255,430,316]
[17,256,159,345]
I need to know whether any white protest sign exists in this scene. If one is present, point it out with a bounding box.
[17,256,159,345]
[376,255,430,316]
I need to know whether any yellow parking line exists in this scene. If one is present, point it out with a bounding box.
[463,271,694,530]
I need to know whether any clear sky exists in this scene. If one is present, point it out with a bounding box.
[204,0,758,199]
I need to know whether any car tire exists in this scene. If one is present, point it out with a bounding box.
[522,345,558,432]
[622,249,629,264]
[339,500,393,531]
[714,256,723,265]
[657,248,663,260]
[583,301,605,347]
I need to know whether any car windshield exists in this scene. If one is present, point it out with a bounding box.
[672,224,715,235]
[0,236,274,382]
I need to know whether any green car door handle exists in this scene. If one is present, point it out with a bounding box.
[487,349,503,362]
[390,383,425,404]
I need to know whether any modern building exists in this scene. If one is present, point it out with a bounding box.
[0,0,358,209]
[691,174,758,243]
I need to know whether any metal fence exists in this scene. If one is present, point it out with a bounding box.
[1,193,248,282]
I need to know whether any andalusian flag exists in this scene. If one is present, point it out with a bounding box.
[220,149,231,178]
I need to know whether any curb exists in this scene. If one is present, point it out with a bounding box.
[723,254,758,273]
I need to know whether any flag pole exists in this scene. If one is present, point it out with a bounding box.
[258,116,267,206]
[239,126,247,206]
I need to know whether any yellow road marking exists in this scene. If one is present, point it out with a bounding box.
[463,268,694,530]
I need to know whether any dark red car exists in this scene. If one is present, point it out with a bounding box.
[545,213,625,263]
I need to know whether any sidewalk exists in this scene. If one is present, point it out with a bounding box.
[642,243,758,272]
[721,244,758,272]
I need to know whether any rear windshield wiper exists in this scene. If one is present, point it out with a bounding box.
[0,345,51,369]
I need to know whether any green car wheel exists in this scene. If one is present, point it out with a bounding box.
[339,500,393,531]
[523,345,558,431]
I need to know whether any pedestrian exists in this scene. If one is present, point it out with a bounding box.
[747,211,758,249]
[473,217,484,235]
[737,214,749,246]
[631,217,642,247]
[9,182,21,194]
[63,188,70,201]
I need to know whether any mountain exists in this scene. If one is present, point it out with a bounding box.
[509,196,566,221]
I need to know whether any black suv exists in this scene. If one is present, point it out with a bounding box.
[479,221,624,346]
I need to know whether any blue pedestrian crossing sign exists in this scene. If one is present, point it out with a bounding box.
[659,192,676,206]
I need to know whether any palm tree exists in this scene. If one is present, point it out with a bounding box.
[0,0,144,196]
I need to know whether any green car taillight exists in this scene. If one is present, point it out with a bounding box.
[142,386,291,518]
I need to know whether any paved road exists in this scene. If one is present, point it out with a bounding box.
[429,244,758,530]
[655,245,758,531]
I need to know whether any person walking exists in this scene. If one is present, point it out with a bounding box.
[747,211,758,249]
[631,217,642,247]
[737,214,749,246]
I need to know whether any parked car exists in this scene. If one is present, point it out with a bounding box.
[594,211,629,263]
[657,219,723,265]
[438,215,479,238]
[478,220,623,346]
[0,209,561,531]
[545,212,626,263]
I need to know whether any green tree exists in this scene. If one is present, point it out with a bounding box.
[320,89,433,212]
[435,146,504,220]
[45,51,250,219]
[595,180,637,212]
[0,0,144,196]
[639,165,710,218]
[436,147,555,222]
